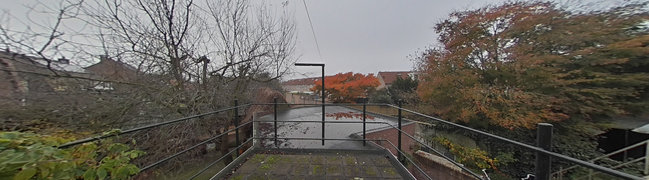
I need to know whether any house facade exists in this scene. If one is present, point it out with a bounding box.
[0,51,138,105]
[376,71,415,89]
[280,77,321,104]
[84,55,138,90]
[281,77,319,94]
[0,51,92,105]
[84,55,137,82]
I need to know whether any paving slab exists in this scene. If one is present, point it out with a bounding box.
[221,150,408,180]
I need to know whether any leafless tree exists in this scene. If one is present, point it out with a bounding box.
[77,0,296,171]
[1,1,295,171]
[204,0,295,81]
[0,0,93,71]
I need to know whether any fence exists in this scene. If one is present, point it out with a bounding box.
[58,101,643,180]
[552,139,649,180]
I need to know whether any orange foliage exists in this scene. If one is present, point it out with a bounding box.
[326,112,376,120]
[311,72,380,103]
[417,2,570,129]
[416,2,649,129]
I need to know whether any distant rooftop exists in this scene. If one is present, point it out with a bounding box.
[281,77,320,86]
[0,51,87,73]
[378,71,411,86]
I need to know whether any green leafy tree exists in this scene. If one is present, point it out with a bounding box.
[388,76,419,104]
[368,89,394,104]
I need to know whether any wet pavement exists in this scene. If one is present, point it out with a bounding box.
[255,106,400,149]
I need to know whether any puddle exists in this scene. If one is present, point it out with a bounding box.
[255,106,399,149]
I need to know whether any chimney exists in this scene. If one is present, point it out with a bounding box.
[100,55,109,62]
[58,57,70,64]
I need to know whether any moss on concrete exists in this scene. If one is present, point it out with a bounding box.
[345,156,357,165]
[227,152,406,179]
[312,165,324,175]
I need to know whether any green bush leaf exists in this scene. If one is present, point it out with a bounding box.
[96,167,107,180]
[126,165,139,175]
[83,169,96,180]
[13,167,36,180]
[0,132,142,180]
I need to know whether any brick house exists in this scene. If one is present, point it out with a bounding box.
[0,51,138,105]
[0,51,92,105]
[84,55,138,90]
[281,77,324,104]
[281,77,320,94]
[376,71,415,89]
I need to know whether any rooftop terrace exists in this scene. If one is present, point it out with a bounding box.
[217,149,411,180]
[59,102,646,180]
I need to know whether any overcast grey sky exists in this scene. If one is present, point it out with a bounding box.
[289,0,508,79]
[1,0,636,80]
[286,0,638,80]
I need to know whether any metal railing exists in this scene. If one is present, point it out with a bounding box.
[249,101,643,180]
[57,101,644,180]
[58,102,254,179]
[553,139,649,180]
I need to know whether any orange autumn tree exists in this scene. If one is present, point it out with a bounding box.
[311,72,380,103]
[416,2,649,129]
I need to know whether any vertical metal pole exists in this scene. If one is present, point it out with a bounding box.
[234,99,239,156]
[624,130,629,162]
[535,123,553,180]
[398,100,403,163]
[644,141,649,175]
[363,102,366,146]
[321,65,325,146]
[274,97,278,147]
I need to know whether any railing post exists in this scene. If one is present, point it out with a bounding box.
[398,100,403,164]
[535,123,553,180]
[363,102,366,146]
[321,65,325,146]
[644,141,649,176]
[274,97,278,147]
[234,99,240,156]
[624,129,629,162]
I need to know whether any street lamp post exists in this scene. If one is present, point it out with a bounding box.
[294,62,325,146]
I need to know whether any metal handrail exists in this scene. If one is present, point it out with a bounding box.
[189,138,254,180]
[250,102,641,179]
[53,103,255,179]
[553,139,649,178]
[53,102,645,180]
[253,119,485,179]
[252,102,390,106]
[385,104,642,180]
[593,139,649,162]
[253,120,388,124]
[58,104,252,148]
[140,121,253,171]
[575,158,646,180]
[379,138,434,180]
[252,137,432,180]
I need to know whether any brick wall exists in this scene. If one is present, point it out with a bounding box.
[411,150,477,180]
[366,122,417,156]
